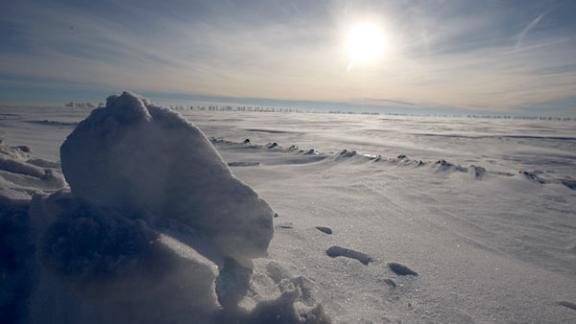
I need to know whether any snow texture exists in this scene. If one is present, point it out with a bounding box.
[388,262,418,276]
[60,92,274,266]
[0,141,64,204]
[27,191,220,324]
[326,246,373,265]
[0,92,328,324]
[2,99,576,323]
[28,192,218,323]
[0,201,34,324]
[315,226,332,235]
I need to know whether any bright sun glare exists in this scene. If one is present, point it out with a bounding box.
[345,22,387,69]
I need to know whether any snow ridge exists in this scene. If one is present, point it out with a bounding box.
[210,137,575,189]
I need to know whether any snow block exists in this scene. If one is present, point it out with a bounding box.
[60,91,274,265]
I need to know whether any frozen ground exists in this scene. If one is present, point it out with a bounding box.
[1,103,576,323]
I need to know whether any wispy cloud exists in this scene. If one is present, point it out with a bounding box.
[515,6,555,50]
[1,0,575,114]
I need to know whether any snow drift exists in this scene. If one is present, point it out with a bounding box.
[60,92,274,266]
[1,92,328,323]
[0,142,64,204]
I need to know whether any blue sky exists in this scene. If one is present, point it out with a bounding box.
[1,0,575,115]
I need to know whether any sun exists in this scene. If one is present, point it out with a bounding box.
[345,22,387,69]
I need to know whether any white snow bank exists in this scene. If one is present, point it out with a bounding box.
[60,92,274,265]
[13,92,327,323]
[0,141,64,204]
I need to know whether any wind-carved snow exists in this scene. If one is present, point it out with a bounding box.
[1,92,329,324]
[60,92,274,267]
[2,100,576,323]
[0,141,64,204]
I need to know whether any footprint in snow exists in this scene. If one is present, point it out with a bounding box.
[227,161,260,167]
[388,262,418,276]
[276,223,293,229]
[326,246,373,265]
[315,226,333,235]
[558,301,576,311]
[382,278,397,288]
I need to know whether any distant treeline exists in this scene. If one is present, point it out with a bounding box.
[175,104,574,121]
[171,105,301,113]
[63,101,573,121]
[65,102,96,108]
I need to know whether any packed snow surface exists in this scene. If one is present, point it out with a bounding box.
[1,95,575,323]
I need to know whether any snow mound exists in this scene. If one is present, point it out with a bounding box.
[60,91,274,265]
[0,141,63,323]
[519,170,546,184]
[15,92,328,323]
[0,141,64,204]
[28,192,219,324]
[335,149,357,159]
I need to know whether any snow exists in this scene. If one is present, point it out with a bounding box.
[387,262,418,276]
[326,246,373,265]
[60,92,274,266]
[0,141,64,204]
[1,92,327,323]
[1,95,576,323]
[28,193,219,324]
[0,202,33,323]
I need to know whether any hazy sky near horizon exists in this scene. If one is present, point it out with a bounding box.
[1,0,575,114]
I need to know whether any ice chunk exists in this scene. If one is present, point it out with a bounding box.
[60,91,274,265]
